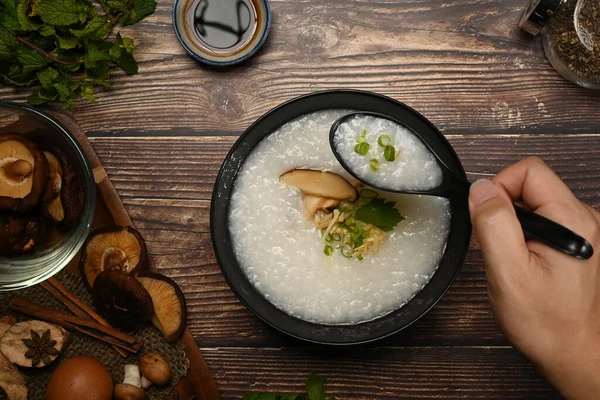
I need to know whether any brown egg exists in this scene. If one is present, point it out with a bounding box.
[46,355,113,400]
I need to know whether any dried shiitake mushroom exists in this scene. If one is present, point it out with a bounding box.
[0,213,46,256]
[280,169,358,202]
[92,270,155,330]
[0,135,48,212]
[80,226,149,289]
[41,149,83,229]
[0,351,27,400]
[136,272,187,342]
[0,320,68,368]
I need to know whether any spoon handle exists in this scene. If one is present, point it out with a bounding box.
[514,204,594,260]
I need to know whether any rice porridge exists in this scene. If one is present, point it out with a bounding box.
[228,110,451,325]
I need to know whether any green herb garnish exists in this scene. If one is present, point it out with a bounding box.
[384,145,396,162]
[354,142,369,156]
[377,134,392,147]
[324,245,333,256]
[0,0,156,108]
[355,197,405,232]
[243,373,335,400]
[369,158,380,171]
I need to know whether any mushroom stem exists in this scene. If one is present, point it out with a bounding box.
[140,375,152,390]
[2,160,33,182]
[123,364,141,388]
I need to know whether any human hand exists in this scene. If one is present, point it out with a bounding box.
[468,157,600,400]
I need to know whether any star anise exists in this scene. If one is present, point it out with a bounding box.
[21,329,59,366]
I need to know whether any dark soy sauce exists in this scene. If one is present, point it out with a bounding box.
[191,0,259,56]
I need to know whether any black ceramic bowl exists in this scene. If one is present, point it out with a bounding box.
[211,90,471,345]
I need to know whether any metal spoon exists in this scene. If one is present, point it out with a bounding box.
[330,112,594,260]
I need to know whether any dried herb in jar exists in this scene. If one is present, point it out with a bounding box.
[549,0,600,84]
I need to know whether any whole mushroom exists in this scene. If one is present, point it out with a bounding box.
[114,365,147,400]
[139,352,172,389]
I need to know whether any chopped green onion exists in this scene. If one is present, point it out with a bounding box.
[325,234,333,243]
[352,236,363,247]
[384,145,396,162]
[344,216,355,226]
[339,203,352,213]
[378,134,392,147]
[357,254,364,261]
[360,189,378,199]
[354,142,370,156]
[324,245,334,256]
[369,158,380,171]
[341,244,354,258]
[361,129,367,138]
[331,233,341,241]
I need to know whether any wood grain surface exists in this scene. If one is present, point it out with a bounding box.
[2,0,600,397]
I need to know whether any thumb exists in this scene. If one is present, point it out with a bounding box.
[469,179,530,274]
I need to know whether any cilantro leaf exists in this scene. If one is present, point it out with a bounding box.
[354,197,405,232]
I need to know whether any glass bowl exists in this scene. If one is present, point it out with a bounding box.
[0,102,96,291]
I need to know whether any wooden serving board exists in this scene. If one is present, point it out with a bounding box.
[49,112,221,400]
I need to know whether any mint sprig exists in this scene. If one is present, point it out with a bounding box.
[0,0,156,108]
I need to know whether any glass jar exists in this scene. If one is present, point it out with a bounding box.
[520,0,600,90]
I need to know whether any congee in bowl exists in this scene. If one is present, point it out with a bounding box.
[211,90,471,344]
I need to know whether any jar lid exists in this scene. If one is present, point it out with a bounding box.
[519,0,565,35]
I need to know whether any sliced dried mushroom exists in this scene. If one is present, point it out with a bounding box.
[136,272,187,342]
[0,135,48,212]
[0,316,15,338]
[80,226,149,289]
[92,270,155,330]
[280,169,358,202]
[0,351,27,400]
[0,320,68,368]
[302,194,341,220]
[41,149,83,229]
[0,213,46,256]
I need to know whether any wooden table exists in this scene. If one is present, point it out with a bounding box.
[1,0,599,398]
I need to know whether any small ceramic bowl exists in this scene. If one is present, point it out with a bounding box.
[0,103,96,291]
[211,90,472,345]
[173,0,271,66]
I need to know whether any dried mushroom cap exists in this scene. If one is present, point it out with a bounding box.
[0,214,46,256]
[136,272,187,342]
[114,383,147,400]
[0,351,27,400]
[92,270,155,330]
[80,226,149,289]
[0,320,68,368]
[139,353,171,386]
[0,135,48,212]
[41,149,83,229]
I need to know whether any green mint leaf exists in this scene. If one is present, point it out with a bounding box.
[306,373,325,400]
[0,24,19,59]
[242,394,304,400]
[27,90,46,105]
[36,66,58,87]
[354,197,405,232]
[110,32,137,74]
[38,24,55,36]
[53,81,70,100]
[0,0,21,32]
[57,35,78,49]
[37,0,88,26]
[70,13,111,41]
[133,0,156,23]
[17,0,41,31]
[17,47,47,74]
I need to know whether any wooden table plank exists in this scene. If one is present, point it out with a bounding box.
[200,346,563,399]
[84,134,599,348]
[2,0,600,135]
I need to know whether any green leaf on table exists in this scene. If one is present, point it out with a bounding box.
[110,32,137,74]
[120,0,156,25]
[17,0,41,31]
[17,47,47,74]
[39,24,55,36]
[354,197,405,232]
[0,0,21,33]
[306,373,326,400]
[243,393,305,400]
[57,34,79,49]
[0,24,20,59]
[70,13,111,41]
[37,0,88,26]
[36,66,58,87]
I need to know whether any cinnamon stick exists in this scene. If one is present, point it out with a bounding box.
[10,297,138,345]
[40,280,129,357]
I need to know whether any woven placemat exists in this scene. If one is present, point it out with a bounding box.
[0,270,189,399]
